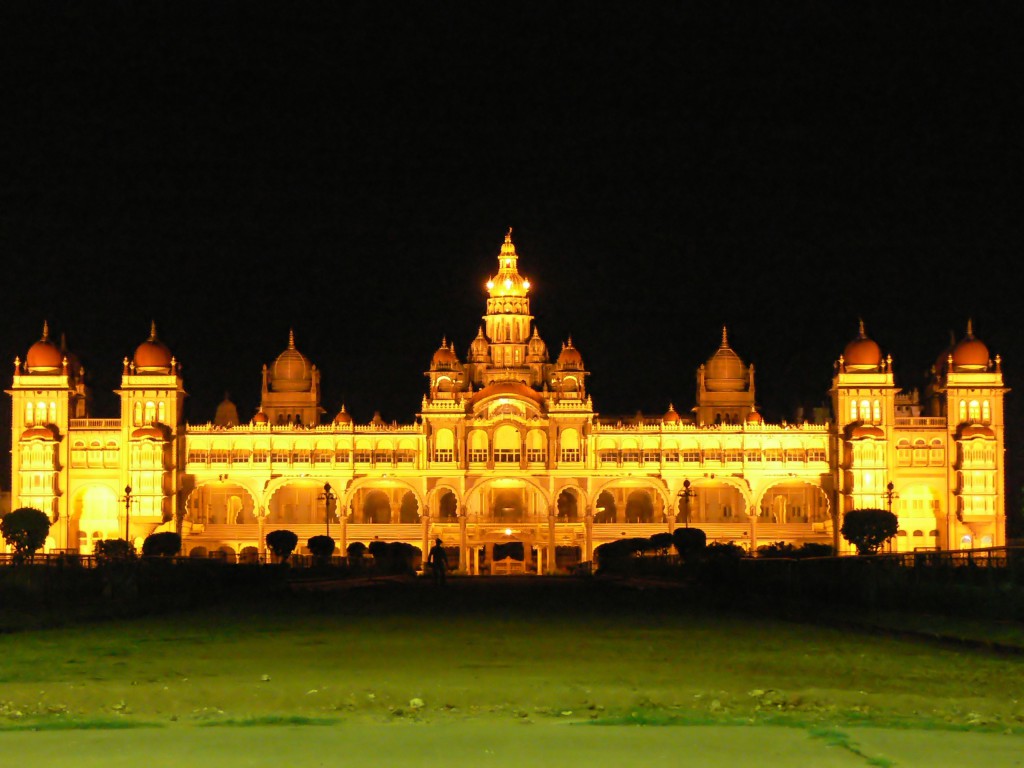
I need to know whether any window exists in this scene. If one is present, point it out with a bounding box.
[396,449,416,465]
[233,449,252,464]
[850,401,858,421]
[860,400,870,422]
[560,448,581,463]
[354,450,372,464]
[598,449,619,464]
[526,448,546,463]
[764,449,783,463]
[494,448,520,463]
[704,449,722,463]
[334,449,350,463]
[872,400,881,423]
[188,449,209,464]
[621,449,640,463]
[374,449,393,465]
[724,449,743,463]
[271,449,290,464]
[468,448,488,463]
[253,449,269,463]
[312,449,332,465]
[681,449,700,463]
[745,450,762,463]
[968,400,981,421]
[784,449,805,463]
[982,400,991,423]
[294,449,311,464]
[211,449,230,464]
[807,448,827,463]
[433,448,454,463]
[662,450,679,463]
[642,450,660,464]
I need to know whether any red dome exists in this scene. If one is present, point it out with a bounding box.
[843,321,882,371]
[848,423,885,439]
[431,339,459,368]
[951,321,989,371]
[333,405,353,425]
[745,408,763,424]
[134,322,173,372]
[663,404,681,423]
[252,410,269,424]
[557,338,583,368]
[960,423,995,439]
[25,322,63,372]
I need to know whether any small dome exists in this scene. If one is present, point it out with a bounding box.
[431,338,460,369]
[951,320,989,371]
[270,330,313,392]
[469,326,490,361]
[134,321,174,372]
[213,393,240,427]
[333,404,353,425]
[370,410,386,426]
[556,337,583,369]
[21,424,58,441]
[843,320,882,371]
[745,407,763,425]
[131,424,167,440]
[662,404,681,423]
[25,321,63,373]
[526,327,548,362]
[252,410,269,424]
[704,327,748,392]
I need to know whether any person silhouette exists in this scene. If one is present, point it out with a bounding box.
[427,537,448,586]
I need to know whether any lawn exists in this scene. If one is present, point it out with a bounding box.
[2,577,1023,734]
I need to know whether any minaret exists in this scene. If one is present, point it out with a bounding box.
[482,228,534,377]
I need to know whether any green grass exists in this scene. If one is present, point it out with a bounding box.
[2,585,1023,734]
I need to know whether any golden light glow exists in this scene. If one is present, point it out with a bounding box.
[523,280,530,289]
[504,279,512,290]
[486,280,494,290]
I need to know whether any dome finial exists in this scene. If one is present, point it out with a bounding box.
[506,226,513,242]
[149,320,158,341]
[41,320,50,341]
[858,318,866,339]
[721,325,729,347]
[288,328,296,349]
[966,318,974,339]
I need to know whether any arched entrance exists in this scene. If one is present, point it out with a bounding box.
[464,478,550,575]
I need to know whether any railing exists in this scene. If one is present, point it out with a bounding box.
[894,417,947,427]
[69,419,122,429]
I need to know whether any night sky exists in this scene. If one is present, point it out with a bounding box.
[2,4,1022,499]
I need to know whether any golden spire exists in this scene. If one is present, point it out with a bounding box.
[965,318,975,339]
[858,318,867,339]
[288,328,296,349]
[41,320,50,341]
[149,320,158,341]
[721,325,729,347]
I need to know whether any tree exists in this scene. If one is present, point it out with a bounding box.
[266,529,298,562]
[649,532,675,555]
[0,507,51,562]
[95,538,136,562]
[142,531,182,557]
[841,508,899,555]
[672,527,707,562]
[307,535,336,562]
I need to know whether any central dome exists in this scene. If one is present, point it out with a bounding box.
[25,321,63,373]
[843,320,882,371]
[704,327,748,392]
[271,330,313,392]
[134,321,174,372]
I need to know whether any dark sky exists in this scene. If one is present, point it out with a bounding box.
[2,4,1022,491]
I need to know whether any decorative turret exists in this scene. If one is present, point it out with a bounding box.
[133,321,174,374]
[695,326,755,425]
[25,321,63,373]
[259,330,323,425]
[841,319,883,372]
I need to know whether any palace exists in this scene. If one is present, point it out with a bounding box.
[5,232,1008,571]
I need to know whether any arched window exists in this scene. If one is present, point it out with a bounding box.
[134,402,143,425]
[982,400,991,423]
[968,400,980,421]
[25,401,33,425]
[872,400,881,423]
[158,402,166,423]
[849,401,857,421]
[144,401,156,424]
[860,400,870,422]
[958,400,967,422]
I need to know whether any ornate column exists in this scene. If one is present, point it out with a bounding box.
[339,504,348,556]
[459,513,469,572]
[547,512,556,574]
[748,502,758,554]
[584,507,594,563]
[257,508,267,557]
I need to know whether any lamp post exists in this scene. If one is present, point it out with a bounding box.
[680,479,696,528]
[884,481,898,514]
[318,482,336,538]
[121,485,132,544]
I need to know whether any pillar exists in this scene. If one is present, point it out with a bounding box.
[584,509,593,563]
[421,513,431,573]
[547,513,555,575]
[459,513,468,572]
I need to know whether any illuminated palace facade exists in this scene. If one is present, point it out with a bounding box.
[6,232,1009,571]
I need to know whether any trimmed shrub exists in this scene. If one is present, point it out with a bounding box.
[0,507,51,561]
[757,541,797,558]
[672,527,707,561]
[347,541,367,559]
[796,542,835,558]
[142,531,182,557]
[266,529,299,562]
[649,532,675,555]
[307,535,336,561]
[841,508,899,555]
[95,538,136,562]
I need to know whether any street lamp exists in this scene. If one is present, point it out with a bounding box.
[679,479,696,528]
[121,485,132,544]
[884,481,898,513]
[318,482,336,538]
